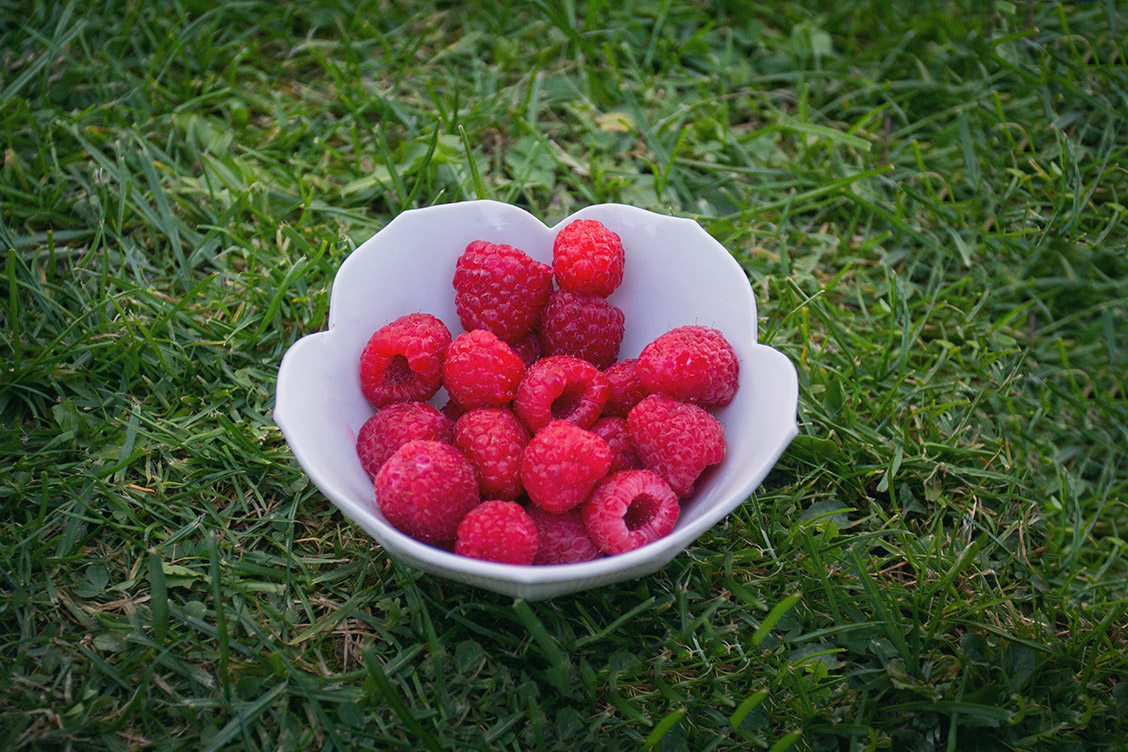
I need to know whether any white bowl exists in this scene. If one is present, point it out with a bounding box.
[274,201,798,600]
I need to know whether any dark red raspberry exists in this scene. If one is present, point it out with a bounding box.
[454,408,529,500]
[582,470,679,555]
[522,421,612,513]
[526,506,602,565]
[627,394,726,497]
[455,500,540,565]
[636,326,739,408]
[514,355,609,432]
[602,359,647,417]
[590,417,642,474]
[552,219,625,297]
[442,330,526,409]
[453,240,553,341]
[538,289,625,369]
[356,402,454,479]
[359,313,451,407]
[374,440,479,544]
[507,331,541,368]
[440,398,466,423]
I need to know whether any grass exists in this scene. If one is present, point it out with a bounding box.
[2,0,1126,749]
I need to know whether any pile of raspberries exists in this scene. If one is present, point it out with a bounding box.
[355,219,739,566]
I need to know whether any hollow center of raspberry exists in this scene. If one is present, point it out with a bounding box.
[382,354,415,385]
[550,385,584,420]
[623,494,659,531]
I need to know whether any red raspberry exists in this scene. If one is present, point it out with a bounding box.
[507,331,541,368]
[538,289,625,369]
[526,506,602,565]
[636,326,739,408]
[522,421,612,513]
[442,330,526,409]
[514,355,609,432]
[627,394,726,497]
[356,402,454,479]
[582,470,679,555]
[602,359,647,418]
[590,417,642,474]
[455,501,540,565]
[359,313,451,407]
[453,240,553,341]
[454,408,530,500]
[552,219,625,297]
[374,440,479,544]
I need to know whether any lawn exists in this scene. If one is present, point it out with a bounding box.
[2,1,1126,750]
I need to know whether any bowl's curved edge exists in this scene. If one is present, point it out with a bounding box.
[389,544,680,601]
[273,330,329,454]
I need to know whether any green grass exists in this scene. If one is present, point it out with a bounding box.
[2,0,1126,749]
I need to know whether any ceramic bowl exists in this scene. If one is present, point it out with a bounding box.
[274,200,798,600]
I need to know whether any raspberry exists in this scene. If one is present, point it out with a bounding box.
[526,506,602,565]
[627,394,726,497]
[453,240,553,341]
[359,313,451,407]
[454,408,529,500]
[356,402,454,478]
[582,470,679,555]
[602,359,647,418]
[440,398,466,423]
[374,440,479,544]
[552,219,625,297]
[590,417,642,474]
[636,326,739,408]
[454,501,540,565]
[507,331,541,368]
[522,421,612,513]
[538,289,625,369]
[514,355,609,432]
[442,329,526,409]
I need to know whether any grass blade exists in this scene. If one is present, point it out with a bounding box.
[730,690,770,733]
[148,552,168,644]
[641,708,686,750]
[752,594,802,647]
[458,123,488,200]
[767,730,803,752]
